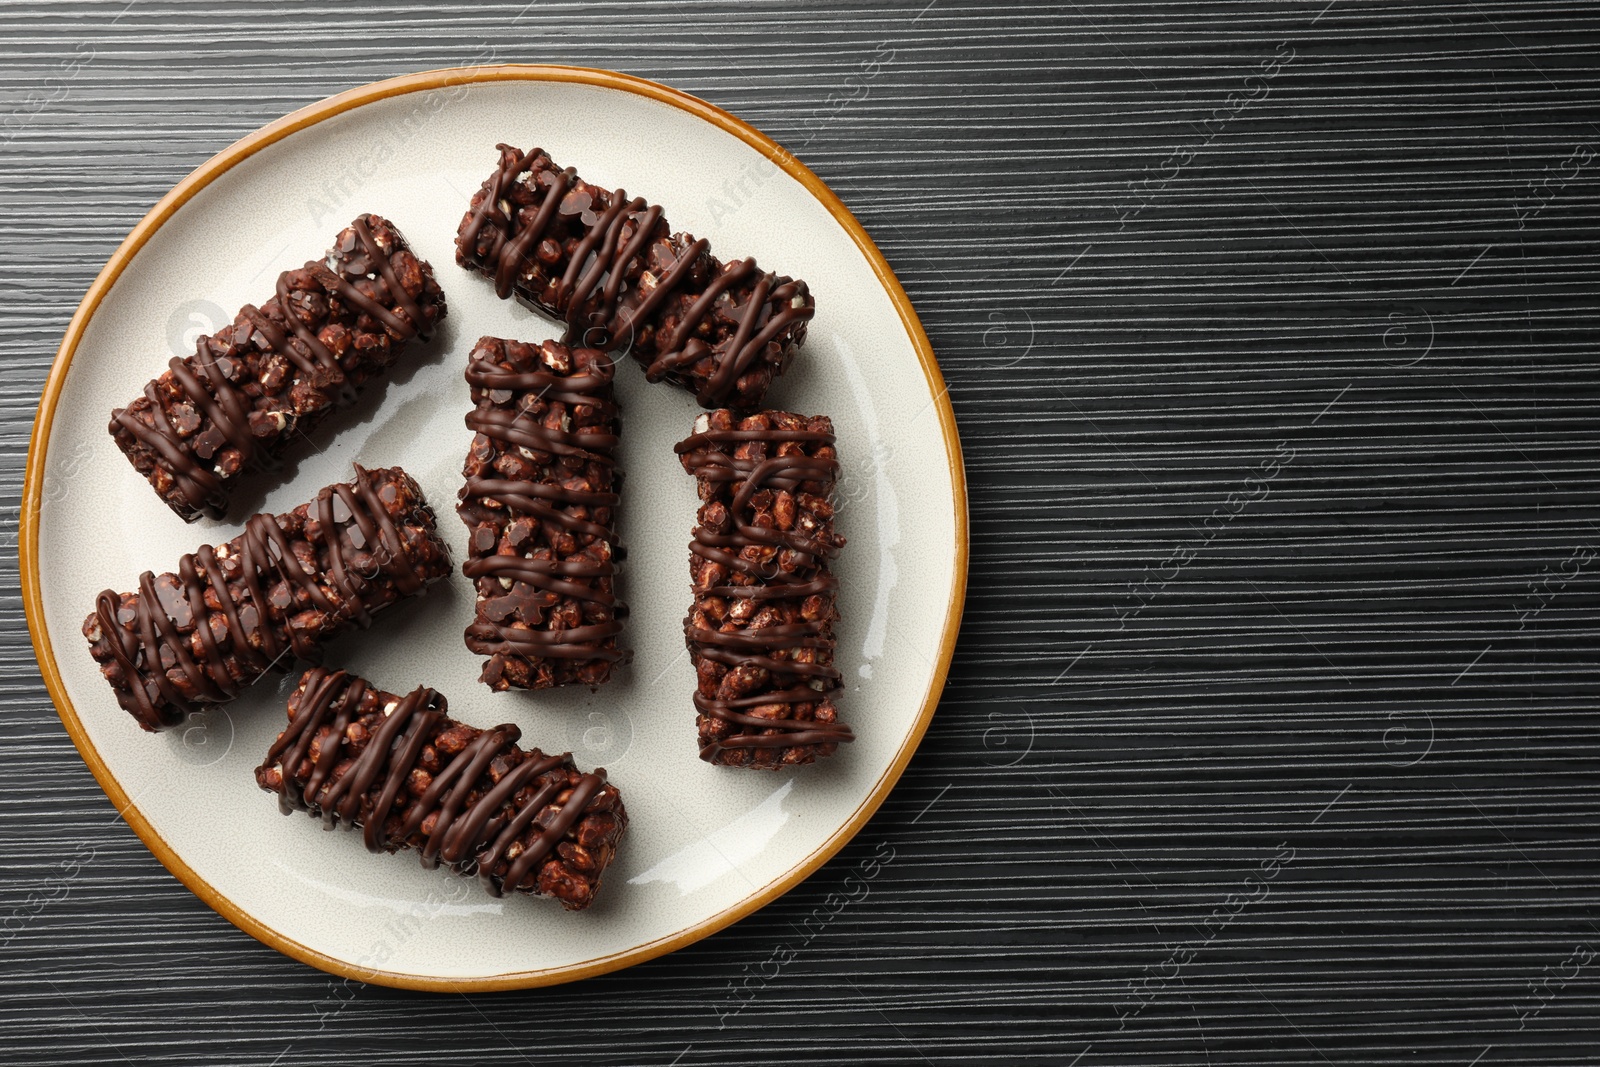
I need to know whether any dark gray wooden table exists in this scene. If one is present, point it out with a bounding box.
[4,2,1598,1063]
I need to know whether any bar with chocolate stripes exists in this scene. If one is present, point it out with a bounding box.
[257,667,626,910]
[83,466,451,732]
[458,336,627,690]
[676,409,853,767]
[110,214,447,521]
[456,145,813,411]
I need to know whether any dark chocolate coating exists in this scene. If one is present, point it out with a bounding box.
[257,667,626,911]
[676,410,854,768]
[82,465,451,731]
[455,144,813,411]
[457,337,628,690]
[110,214,447,521]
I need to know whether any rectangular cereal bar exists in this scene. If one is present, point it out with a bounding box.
[256,667,627,910]
[676,410,853,767]
[110,214,448,521]
[83,465,452,731]
[456,145,813,411]
[458,337,627,690]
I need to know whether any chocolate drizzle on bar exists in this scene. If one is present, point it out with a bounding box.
[110,214,446,521]
[456,144,814,410]
[676,411,854,767]
[258,667,626,909]
[83,466,451,732]
[458,338,628,690]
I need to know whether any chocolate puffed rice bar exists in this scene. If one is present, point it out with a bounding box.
[84,465,451,732]
[110,214,447,521]
[676,410,853,768]
[458,337,628,691]
[257,667,627,910]
[456,145,813,411]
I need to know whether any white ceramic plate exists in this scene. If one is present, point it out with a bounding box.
[22,66,966,990]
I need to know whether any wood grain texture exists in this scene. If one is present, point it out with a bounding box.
[3,0,1598,1063]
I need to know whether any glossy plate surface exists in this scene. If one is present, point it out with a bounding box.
[22,66,966,989]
